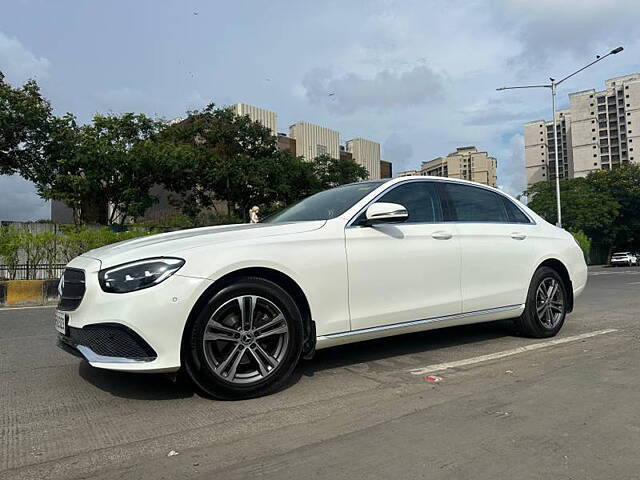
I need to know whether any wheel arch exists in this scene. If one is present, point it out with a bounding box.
[535,258,574,312]
[180,266,316,363]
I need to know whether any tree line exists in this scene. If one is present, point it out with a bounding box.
[0,73,369,226]
[526,164,640,258]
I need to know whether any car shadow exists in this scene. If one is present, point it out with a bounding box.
[78,361,195,400]
[278,319,519,391]
[77,320,518,400]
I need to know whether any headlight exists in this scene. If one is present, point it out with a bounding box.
[99,257,185,293]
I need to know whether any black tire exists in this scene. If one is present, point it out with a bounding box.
[515,266,568,338]
[183,277,303,400]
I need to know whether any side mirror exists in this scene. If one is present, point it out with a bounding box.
[364,202,408,226]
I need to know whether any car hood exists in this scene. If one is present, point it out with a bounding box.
[80,221,326,268]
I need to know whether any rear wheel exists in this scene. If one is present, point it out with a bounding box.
[515,266,568,338]
[184,277,303,399]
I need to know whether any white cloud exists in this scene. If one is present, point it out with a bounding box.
[302,64,445,114]
[383,133,414,174]
[490,0,640,67]
[0,31,50,82]
[497,133,526,197]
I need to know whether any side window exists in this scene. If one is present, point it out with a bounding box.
[376,182,443,223]
[502,198,532,224]
[442,183,508,223]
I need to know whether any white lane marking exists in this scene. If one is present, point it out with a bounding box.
[589,270,640,276]
[409,329,618,376]
[0,305,56,312]
[628,282,640,285]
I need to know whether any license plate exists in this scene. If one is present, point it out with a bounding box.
[54,311,68,335]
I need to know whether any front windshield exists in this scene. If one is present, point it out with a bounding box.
[265,181,386,223]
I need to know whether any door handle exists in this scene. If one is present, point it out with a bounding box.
[510,232,527,240]
[432,231,453,240]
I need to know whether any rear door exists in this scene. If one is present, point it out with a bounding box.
[438,182,538,313]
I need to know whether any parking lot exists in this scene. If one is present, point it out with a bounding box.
[1,266,639,479]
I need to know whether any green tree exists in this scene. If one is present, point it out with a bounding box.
[0,73,55,174]
[0,226,21,279]
[586,164,640,251]
[526,177,619,244]
[78,113,167,224]
[312,153,369,189]
[161,104,282,221]
[569,230,592,262]
[44,113,168,225]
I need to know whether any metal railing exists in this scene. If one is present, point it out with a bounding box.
[0,264,66,281]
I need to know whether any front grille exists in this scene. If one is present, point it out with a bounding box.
[57,268,86,311]
[67,324,157,360]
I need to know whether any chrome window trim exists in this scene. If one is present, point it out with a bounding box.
[346,178,536,228]
[322,304,524,339]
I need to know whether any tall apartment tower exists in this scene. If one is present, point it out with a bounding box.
[233,103,277,135]
[412,146,497,187]
[524,74,640,186]
[346,138,381,180]
[289,121,340,160]
[524,109,573,185]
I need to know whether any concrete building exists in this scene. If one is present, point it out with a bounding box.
[399,146,497,187]
[339,146,353,162]
[346,138,381,180]
[398,169,422,177]
[233,103,277,135]
[276,133,296,153]
[380,160,392,179]
[289,121,340,160]
[524,74,640,186]
[524,109,572,185]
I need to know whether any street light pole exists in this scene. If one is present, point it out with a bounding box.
[551,81,561,227]
[496,46,624,228]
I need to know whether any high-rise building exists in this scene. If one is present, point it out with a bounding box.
[346,138,381,180]
[233,103,277,135]
[289,121,340,160]
[524,109,573,186]
[399,146,497,187]
[524,74,640,186]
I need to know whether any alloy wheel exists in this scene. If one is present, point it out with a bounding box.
[202,295,289,384]
[535,277,564,329]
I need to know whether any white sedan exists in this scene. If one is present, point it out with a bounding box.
[56,176,588,399]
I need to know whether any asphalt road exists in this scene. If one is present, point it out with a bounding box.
[1,266,640,480]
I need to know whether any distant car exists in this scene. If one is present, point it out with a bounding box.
[55,176,588,399]
[610,252,638,267]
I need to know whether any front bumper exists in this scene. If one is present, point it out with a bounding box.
[56,255,212,373]
[58,323,157,363]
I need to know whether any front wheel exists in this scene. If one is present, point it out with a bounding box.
[515,267,568,338]
[183,277,303,400]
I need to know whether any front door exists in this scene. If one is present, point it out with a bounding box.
[345,181,462,331]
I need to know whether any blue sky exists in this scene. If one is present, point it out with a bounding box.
[1,0,639,220]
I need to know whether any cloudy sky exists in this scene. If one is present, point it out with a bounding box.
[1,0,639,221]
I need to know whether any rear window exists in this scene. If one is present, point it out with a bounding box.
[502,197,532,224]
[442,183,508,223]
